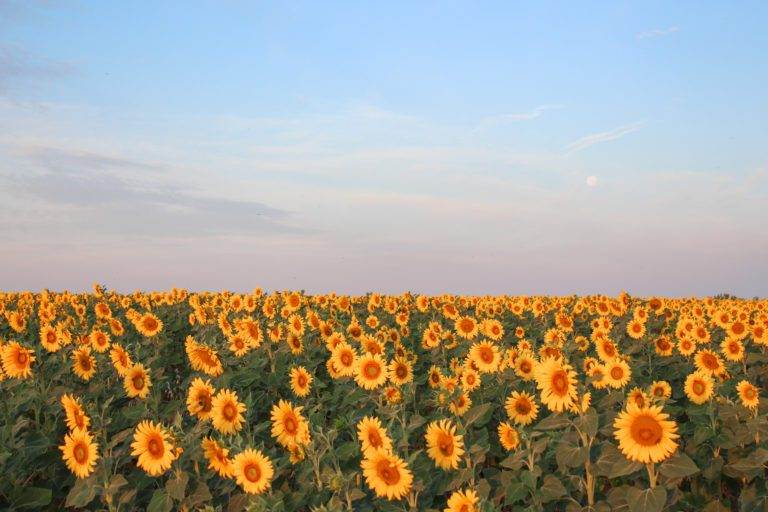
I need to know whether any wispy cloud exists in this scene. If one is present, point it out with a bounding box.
[473,105,562,133]
[565,122,643,154]
[0,44,75,93]
[637,26,680,39]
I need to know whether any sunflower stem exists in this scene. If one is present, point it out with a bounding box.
[646,462,657,488]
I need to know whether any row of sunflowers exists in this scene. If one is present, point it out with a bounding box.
[1,286,767,511]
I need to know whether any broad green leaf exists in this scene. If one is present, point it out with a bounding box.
[14,487,52,509]
[148,489,173,512]
[626,486,666,512]
[65,475,98,508]
[658,453,699,479]
[540,475,567,503]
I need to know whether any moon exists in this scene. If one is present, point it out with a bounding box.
[586,175,598,187]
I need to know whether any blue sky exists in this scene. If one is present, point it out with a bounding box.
[1,1,766,295]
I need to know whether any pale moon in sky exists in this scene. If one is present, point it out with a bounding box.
[586,175,598,187]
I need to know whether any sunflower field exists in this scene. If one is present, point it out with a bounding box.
[1,287,767,512]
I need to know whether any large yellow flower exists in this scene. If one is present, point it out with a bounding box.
[186,377,215,420]
[425,419,465,470]
[444,488,479,512]
[59,428,99,478]
[130,420,177,476]
[136,312,163,337]
[613,404,679,463]
[649,380,672,400]
[454,316,479,339]
[331,341,358,377]
[233,448,274,495]
[469,341,501,373]
[685,371,714,404]
[694,349,724,376]
[290,366,313,397]
[1,341,35,379]
[109,344,132,377]
[355,354,387,390]
[61,393,91,431]
[357,416,393,456]
[185,336,224,377]
[514,351,537,381]
[535,357,577,412]
[271,399,311,449]
[737,380,759,409]
[70,345,96,380]
[604,359,631,389]
[89,329,111,353]
[498,421,520,451]
[504,391,539,425]
[124,363,152,399]
[360,448,414,500]
[211,389,246,435]
[39,324,61,352]
[387,356,413,385]
[201,437,234,478]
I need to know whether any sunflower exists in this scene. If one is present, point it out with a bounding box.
[460,368,481,391]
[649,380,672,400]
[109,344,132,376]
[626,319,646,340]
[186,377,215,420]
[613,404,679,463]
[628,387,649,408]
[504,391,539,425]
[694,349,724,376]
[355,354,387,390]
[61,394,91,431]
[384,386,402,404]
[469,341,501,373]
[124,363,152,399]
[39,324,61,352]
[211,389,246,435]
[514,351,536,381]
[720,338,745,362]
[360,448,413,500]
[357,416,393,456]
[72,346,96,381]
[677,337,696,357]
[201,437,234,478]
[1,341,35,379]
[483,319,504,341]
[271,400,311,449]
[449,392,472,416]
[684,371,714,404]
[444,488,479,512]
[425,419,465,470]
[535,357,578,412]
[185,336,224,377]
[454,316,479,340]
[233,448,274,495]
[329,342,356,377]
[130,420,177,476]
[736,380,759,409]
[498,421,520,451]
[595,338,619,362]
[290,366,313,397]
[604,359,631,389]
[654,336,674,356]
[387,356,413,385]
[428,366,443,388]
[59,428,99,478]
[89,329,111,353]
[228,334,250,357]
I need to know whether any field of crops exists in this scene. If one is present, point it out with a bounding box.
[0,287,766,511]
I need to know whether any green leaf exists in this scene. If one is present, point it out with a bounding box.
[609,456,642,479]
[14,487,52,509]
[555,441,588,468]
[534,414,572,431]
[65,476,98,508]
[658,453,699,479]
[626,486,666,512]
[504,482,528,505]
[540,475,567,503]
[462,403,493,428]
[166,471,189,501]
[148,489,173,512]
